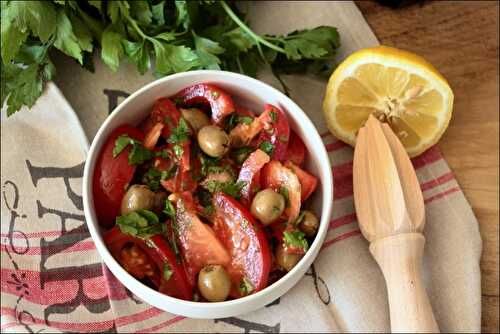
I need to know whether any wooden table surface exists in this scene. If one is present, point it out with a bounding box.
[357,1,499,332]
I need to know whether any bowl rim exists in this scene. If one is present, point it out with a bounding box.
[82,69,333,313]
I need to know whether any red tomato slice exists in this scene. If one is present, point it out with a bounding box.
[150,98,182,138]
[104,227,192,300]
[229,105,273,147]
[158,142,196,193]
[261,160,302,222]
[174,84,235,125]
[93,125,143,228]
[237,149,270,205]
[175,192,231,286]
[286,131,306,166]
[255,105,290,161]
[284,161,318,202]
[212,193,271,297]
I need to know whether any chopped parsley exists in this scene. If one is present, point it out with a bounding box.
[224,114,254,132]
[155,149,171,159]
[194,189,214,217]
[283,230,309,252]
[116,210,164,240]
[239,277,254,296]
[167,118,191,144]
[269,110,277,123]
[164,199,176,219]
[293,211,306,226]
[172,144,184,158]
[113,135,154,165]
[231,147,254,165]
[259,140,275,156]
[163,263,173,281]
[204,180,246,199]
[279,186,290,207]
[200,154,221,177]
[142,166,177,191]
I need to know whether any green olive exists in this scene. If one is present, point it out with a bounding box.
[180,108,210,132]
[152,192,167,214]
[197,265,231,302]
[197,125,230,158]
[275,243,302,272]
[299,210,319,237]
[120,185,156,215]
[250,188,285,225]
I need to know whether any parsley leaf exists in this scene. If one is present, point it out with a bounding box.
[164,199,176,219]
[279,186,290,207]
[1,1,340,115]
[142,166,176,191]
[163,262,173,281]
[168,118,191,144]
[269,111,277,123]
[259,141,275,156]
[283,230,309,252]
[116,209,163,239]
[113,135,154,164]
[230,147,253,165]
[238,277,254,296]
[204,180,246,199]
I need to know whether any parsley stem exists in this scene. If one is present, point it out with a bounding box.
[220,1,286,54]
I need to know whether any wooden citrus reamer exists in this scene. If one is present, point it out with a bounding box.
[353,115,439,333]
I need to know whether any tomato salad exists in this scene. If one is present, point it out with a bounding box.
[94,83,320,302]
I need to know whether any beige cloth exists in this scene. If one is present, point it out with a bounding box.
[1,1,482,332]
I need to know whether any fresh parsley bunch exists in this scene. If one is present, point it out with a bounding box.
[1,1,340,116]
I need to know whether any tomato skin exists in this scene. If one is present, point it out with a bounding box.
[158,142,197,193]
[212,193,271,297]
[261,160,302,222]
[174,84,235,125]
[284,161,318,202]
[286,131,306,166]
[175,192,231,286]
[149,98,181,138]
[255,105,290,161]
[93,125,144,228]
[237,149,270,205]
[104,227,193,300]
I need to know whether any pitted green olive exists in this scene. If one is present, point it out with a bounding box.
[299,210,319,237]
[120,185,156,215]
[197,265,231,302]
[180,108,210,132]
[250,188,285,225]
[275,243,302,272]
[197,125,230,158]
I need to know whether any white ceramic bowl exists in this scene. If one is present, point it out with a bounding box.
[83,70,333,319]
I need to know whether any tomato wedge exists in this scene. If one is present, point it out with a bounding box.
[149,98,182,138]
[104,227,192,300]
[174,84,235,125]
[237,149,270,205]
[286,131,306,166]
[158,142,196,193]
[93,125,143,228]
[175,192,231,286]
[255,105,290,161]
[284,161,318,202]
[261,160,302,222]
[212,193,271,297]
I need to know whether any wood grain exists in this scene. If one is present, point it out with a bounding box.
[357,1,499,332]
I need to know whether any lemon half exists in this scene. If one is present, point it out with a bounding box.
[323,46,453,157]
